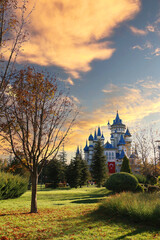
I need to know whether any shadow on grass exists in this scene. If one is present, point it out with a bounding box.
[50,190,114,205]
[88,208,160,238]
[71,198,102,204]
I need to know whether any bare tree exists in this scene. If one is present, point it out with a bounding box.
[133,127,160,176]
[0,0,32,93]
[0,67,77,213]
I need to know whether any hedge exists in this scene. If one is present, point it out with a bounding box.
[0,172,28,199]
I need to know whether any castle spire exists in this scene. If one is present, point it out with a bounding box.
[97,126,101,136]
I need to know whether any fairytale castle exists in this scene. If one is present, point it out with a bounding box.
[83,111,139,173]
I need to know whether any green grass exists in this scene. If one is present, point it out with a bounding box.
[97,191,160,226]
[0,187,160,239]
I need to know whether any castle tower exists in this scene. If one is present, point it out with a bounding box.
[124,128,132,157]
[110,111,126,149]
[97,126,101,140]
[83,140,89,161]
[101,132,105,145]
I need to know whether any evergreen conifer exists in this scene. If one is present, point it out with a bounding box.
[67,153,90,188]
[91,140,107,187]
[120,155,132,173]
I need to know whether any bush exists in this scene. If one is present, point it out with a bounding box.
[146,175,157,185]
[0,172,28,199]
[134,184,144,193]
[134,174,147,184]
[105,172,138,193]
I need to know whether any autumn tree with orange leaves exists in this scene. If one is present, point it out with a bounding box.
[0,67,77,213]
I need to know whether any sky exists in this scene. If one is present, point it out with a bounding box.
[12,0,160,159]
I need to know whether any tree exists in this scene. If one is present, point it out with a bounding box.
[91,140,107,187]
[0,67,77,213]
[133,127,160,176]
[67,153,90,188]
[4,156,30,178]
[58,143,67,164]
[0,0,31,92]
[43,158,67,188]
[120,155,132,173]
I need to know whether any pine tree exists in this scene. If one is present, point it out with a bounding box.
[58,143,67,164]
[57,144,67,182]
[67,153,90,188]
[91,140,107,187]
[120,155,132,173]
[79,159,90,187]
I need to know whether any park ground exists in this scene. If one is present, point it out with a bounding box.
[0,186,160,240]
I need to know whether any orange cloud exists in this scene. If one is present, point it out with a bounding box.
[129,26,147,35]
[16,0,141,77]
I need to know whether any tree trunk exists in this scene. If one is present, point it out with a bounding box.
[31,168,38,213]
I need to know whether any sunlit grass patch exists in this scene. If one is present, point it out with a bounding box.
[97,191,160,226]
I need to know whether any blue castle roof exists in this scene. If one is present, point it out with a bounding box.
[104,141,114,149]
[113,111,122,125]
[119,149,125,159]
[125,128,131,137]
[110,134,114,139]
[118,135,126,145]
[89,144,94,148]
[101,133,105,140]
[97,127,101,136]
[84,141,89,152]
[76,146,80,155]
[88,134,93,141]
[94,130,97,140]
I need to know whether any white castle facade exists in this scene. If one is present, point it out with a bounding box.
[83,112,139,173]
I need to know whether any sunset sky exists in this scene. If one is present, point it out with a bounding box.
[15,0,160,159]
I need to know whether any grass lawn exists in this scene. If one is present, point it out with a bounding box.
[0,186,160,239]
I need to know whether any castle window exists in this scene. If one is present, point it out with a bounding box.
[109,152,111,160]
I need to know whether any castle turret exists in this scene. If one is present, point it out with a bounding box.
[117,134,126,153]
[110,134,114,147]
[93,130,97,145]
[88,134,93,146]
[124,128,132,157]
[97,127,101,140]
[76,146,80,156]
[101,132,105,145]
[108,121,111,130]
[111,111,126,148]
[83,140,89,161]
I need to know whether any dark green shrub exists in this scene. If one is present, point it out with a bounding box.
[148,185,160,193]
[134,184,144,193]
[134,174,147,184]
[146,175,157,185]
[105,172,138,192]
[0,172,28,199]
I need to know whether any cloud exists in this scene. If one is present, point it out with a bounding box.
[132,41,153,51]
[132,45,144,50]
[102,83,119,93]
[152,48,160,56]
[14,0,141,77]
[129,26,147,35]
[59,77,74,85]
[146,25,155,32]
[71,96,80,104]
